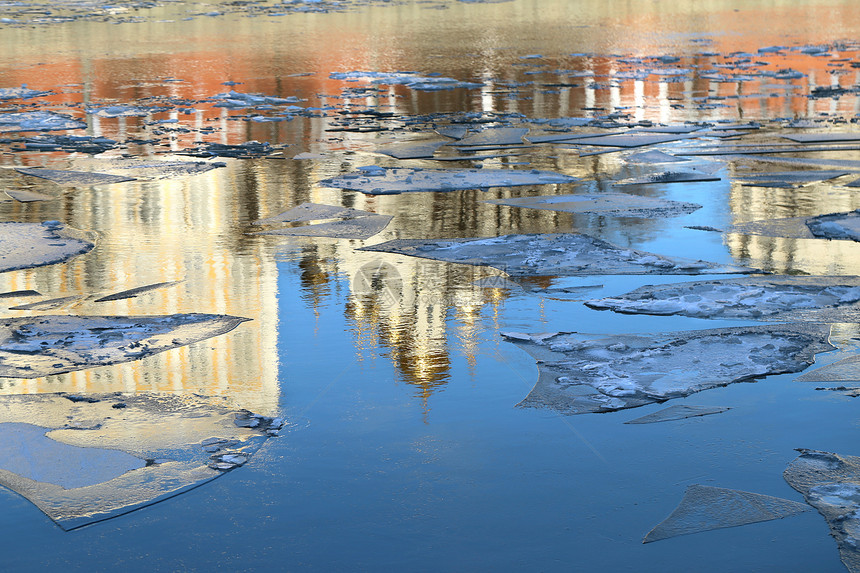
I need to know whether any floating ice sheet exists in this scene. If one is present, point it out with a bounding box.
[0,314,248,378]
[734,170,849,188]
[329,71,482,91]
[784,449,860,572]
[456,127,529,147]
[80,158,227,180]
[0,111,85,132]
[782,133,860,144]
[572,133,699,148]
[643,485,809,543]
[613,170,720,186]
[360,234,754,277]
[0,85,52,100]
[796,355,860,382]
[503,324,831,414]
[625,150,690,164]
[253,203,378,225]
[93,281,183,302]
[0,222,93,273]
[16,168,136,186]
[806,209,860,241]
[586,276,860,321]
[254,215,392,240]
[318,167,577,195]
[4,189,53,202]
[484,193,701,218]
[0,393,284,530]
[624,405,730,424]
[376,139,450,159]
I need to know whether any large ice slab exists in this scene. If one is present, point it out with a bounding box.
[806,209,860,241]
[795,355,860,382]
[0,314,249,377]
[503,324,832,414]
[0,222,94,273]
[624,404,730,424]
[643,485,809,543]
[0,393,285,530]
[359,234,754,277]
[252,202,392,239]
[734,170,850,188]
[784,449,860,572]
[484,193,701,218]
[586,276,860,321]
[318,167,577,195]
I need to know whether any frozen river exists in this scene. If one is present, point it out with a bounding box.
[1,0,860,570]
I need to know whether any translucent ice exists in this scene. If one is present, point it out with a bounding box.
[484,193,701,218]
[503,324,832,414]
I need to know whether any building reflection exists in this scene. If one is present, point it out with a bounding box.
[0,0,858,417]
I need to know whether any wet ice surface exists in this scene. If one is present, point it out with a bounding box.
[586,276,860,321]
[0,393,283,530]
[784,450,860,573]
[360,234,754,277]
[730,210,860,242]
[796,355,860,383]
[643,485,809,543]
[484,194,701,218]
[318,167,577,195]
[0,314,248,377]
[253,202,392,239]
[624,405,730,424]
[15,168,136,186]
[502,324,832,414]
[0,222,94,273]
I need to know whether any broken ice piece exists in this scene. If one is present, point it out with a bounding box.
[4,189,53,202]
[504,324,832,414]
[9,295,83,311]
[16,168,136,187]
[782,133,860,144]
[359,234,754,277]
[586,276,860,321]
[625,150,690,164]
[795,355,860,382]
[0,313,249,377]
[376,139,450,159]
[572,133,699,148]
[484,193,701,218]
[0,222,94,273]
[0,290,41,299]
[318,167,577,195]
[0,393,283,530]
[456,127,530,147]
[806,209,860,242]
[643,484,809,543]
[734,170,850,188]
[0,111,86,133]
[93,280,183,303]
[253,203,379,225]
[624,405,730,424]
[613,171,720,186]
[254,215,392,240]
[329,71,482,91]
[784,449,860,572]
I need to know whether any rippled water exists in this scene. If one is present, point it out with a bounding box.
[1,0,860,570]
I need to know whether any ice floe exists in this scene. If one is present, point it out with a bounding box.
[729,209,860,242]
[252,203,392,239]
[624,404,730,424]
[0,393,285,529]
[796,355,860,382]
[484,193,701,218]
[360,234,754,277]
[643,485,809,543]
[93,280,183,302]
[784,449,860,572]
[0,85,52,100]
[733,170,850,188]
[586,276,860,321]
[0,111,85,132]
[613,170,720,186]
[329,71,482,91]
[0,314,248,377]
[318,167,577,195]
[15,168,136,186]
[503,324,832,414]
[0,222,94,273]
